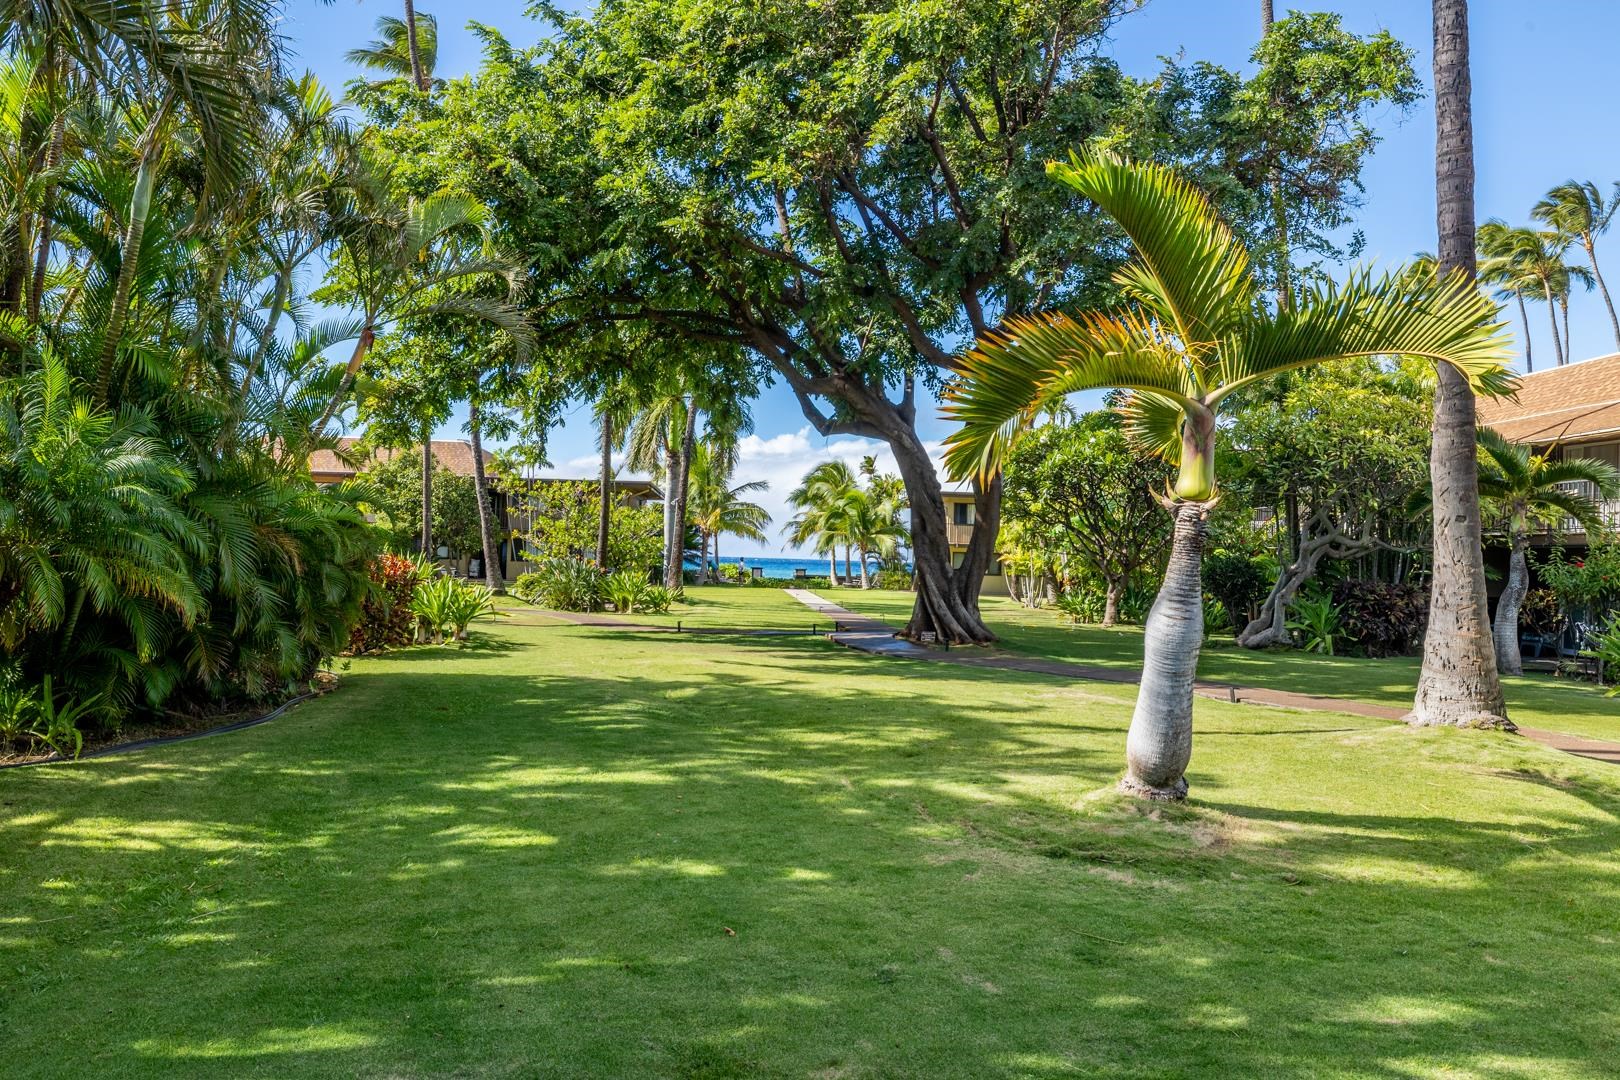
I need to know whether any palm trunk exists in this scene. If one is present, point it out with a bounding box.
[403,0,429,91]
[660,441,678,587]
[240,260,291,405]
[1410,0,1511,730]
[1587,238,1620,351]
[1543,280,1565,365]
[859,547,870,589]
[1515,292,1533,372]
[421,431,434,561]
[843,544,852,586]
[27,113,65,327]
[828,549,837,583]
[670,401,697,587]
[1121,502,1210,801]
[314,326,376,435]
[94,148,157,400]
[469,393,502,591]
[1261,0,1273,32]
[597,412,613,569]
[1493,535,1527,677]
[1560,295,1572,363]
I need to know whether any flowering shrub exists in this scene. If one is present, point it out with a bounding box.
[1540,544,1620,609]
[348,554,424,654]
[1332,580,1428,657]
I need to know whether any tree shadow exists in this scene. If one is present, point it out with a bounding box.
[2,630,1619,1077]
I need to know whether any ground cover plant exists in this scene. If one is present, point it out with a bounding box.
[2,615,1619,1077]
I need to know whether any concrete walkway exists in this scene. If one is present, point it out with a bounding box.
[782,590,1620,766]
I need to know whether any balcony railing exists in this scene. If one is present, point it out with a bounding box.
[946,522,975,547]
[1552,480,1620,536]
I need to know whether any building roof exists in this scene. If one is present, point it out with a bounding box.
[308,438,496,480]
[1477,353,1620,444]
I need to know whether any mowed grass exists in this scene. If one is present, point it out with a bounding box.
[500,585,822,631]
[833,590,1620,744]
[3,609,1620,1077]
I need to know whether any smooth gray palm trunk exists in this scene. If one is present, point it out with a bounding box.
[1121,502,1209,801]
[1492,539,1528,677]
[469,396,502,592]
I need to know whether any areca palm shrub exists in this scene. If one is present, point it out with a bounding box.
[1474,429,1620,676]
[945,151,1515,801]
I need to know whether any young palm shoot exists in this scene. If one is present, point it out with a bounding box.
[945,150,1515,801]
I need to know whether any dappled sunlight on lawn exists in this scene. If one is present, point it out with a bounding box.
[1,616,1618,1076]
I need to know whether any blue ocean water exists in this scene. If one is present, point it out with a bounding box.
[684,554,876,579]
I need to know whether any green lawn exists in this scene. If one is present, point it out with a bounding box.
[3,611,1620,1077]
[500,585,823,632]
[831,589,1620,744]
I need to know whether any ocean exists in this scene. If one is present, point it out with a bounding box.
[683,554,882,580]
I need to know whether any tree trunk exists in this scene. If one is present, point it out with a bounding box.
[420,430,434,561]
[27,113,65,328]
[1493,536,1528,677]
[828,550,837,584]
[1102,575,1122,628]
[1587,238,1620,352]
[315,326,376,435]
[403,0,429,91]
[1121,502,1210,801]
[1543,280,1565,366]
[859,547,870,589]
[94,148,156,400]
[670,401,697,587]
[597,411,613,569]
[1560,295,1572,363]
[1410,0,1511,730]
[1515,292,1533,372]
[469,393,502,592]
[1261,0,1274,32]
[886,424,996,643]
[843,544,852,586]
[660,440,678,587]
[240,260,291,405]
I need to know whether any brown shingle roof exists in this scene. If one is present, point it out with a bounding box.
[1476,353,1620,444]
[308,437,496,480]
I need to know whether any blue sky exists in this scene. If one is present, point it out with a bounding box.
[284,1,1620,554]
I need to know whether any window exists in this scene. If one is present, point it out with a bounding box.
[952,501,974,526]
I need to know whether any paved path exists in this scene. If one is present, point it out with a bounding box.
[782,590,1620,766]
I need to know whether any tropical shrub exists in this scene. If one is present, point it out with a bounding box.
[875,569,914,590]
[1540,545,1620,610]
[738,576,834,590]
[641,585,675,614]
[443,583,498,640]
[0,668,38,751]
[516,558,604,611]
[349,554,428,653]
[29,676,97,761]
[1520,588,1568,644]
[605,571,652,614]
[1580,616,1620,693]
[1202,598,1230,640]
[1203,551,1272,635]
[1054,589,1104,623]
[1287,594,1344,655]
[1332,580,1428,657]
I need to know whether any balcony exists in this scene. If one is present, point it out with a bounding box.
[1540,481,1620,539]
[946,522,975,547]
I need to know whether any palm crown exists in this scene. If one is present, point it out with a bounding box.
[1476,427,1620,535]
[944,150,1517,497]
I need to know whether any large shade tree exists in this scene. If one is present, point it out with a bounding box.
[391,0,1417,644]
[946,151,1514,800]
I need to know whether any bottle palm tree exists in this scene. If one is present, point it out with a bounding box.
[687,444,771,581]
[1533,180,1620,351]
[946,149,1514,800]
[1475,429,1619,676]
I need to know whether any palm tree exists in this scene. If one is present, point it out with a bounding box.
[1534,180,1620,351]
[1410,0,1513,730]
[785,461,859,584]
[687,445,771,580]
[627,391,694,589]
[313,151,533,434]
[1477,223,1539,371]
[846,488,908,588]
[946,150,1514,799]
[346,13,438,86]
[592,390,632,570]
[1474,429,1619,676]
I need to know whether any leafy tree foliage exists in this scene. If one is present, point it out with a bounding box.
[360,450,485,559]
[520,481,664,575]
[1002,414,1172,626]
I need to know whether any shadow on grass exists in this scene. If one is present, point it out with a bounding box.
[2,631,1619,1077]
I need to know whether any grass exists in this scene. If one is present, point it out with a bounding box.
[500,585,823,632]
[830,590,1620,744]
[3,608,1620,1077]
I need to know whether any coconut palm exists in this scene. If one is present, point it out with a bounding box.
[846,488,908,588]
[1477,223,1540,371]
[346,13,438,85]
[945,150,1514,800]
[1534,180,1620,351]
[1475,429,1619,676]
[687,445,771,581]
[785,461,859,584]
